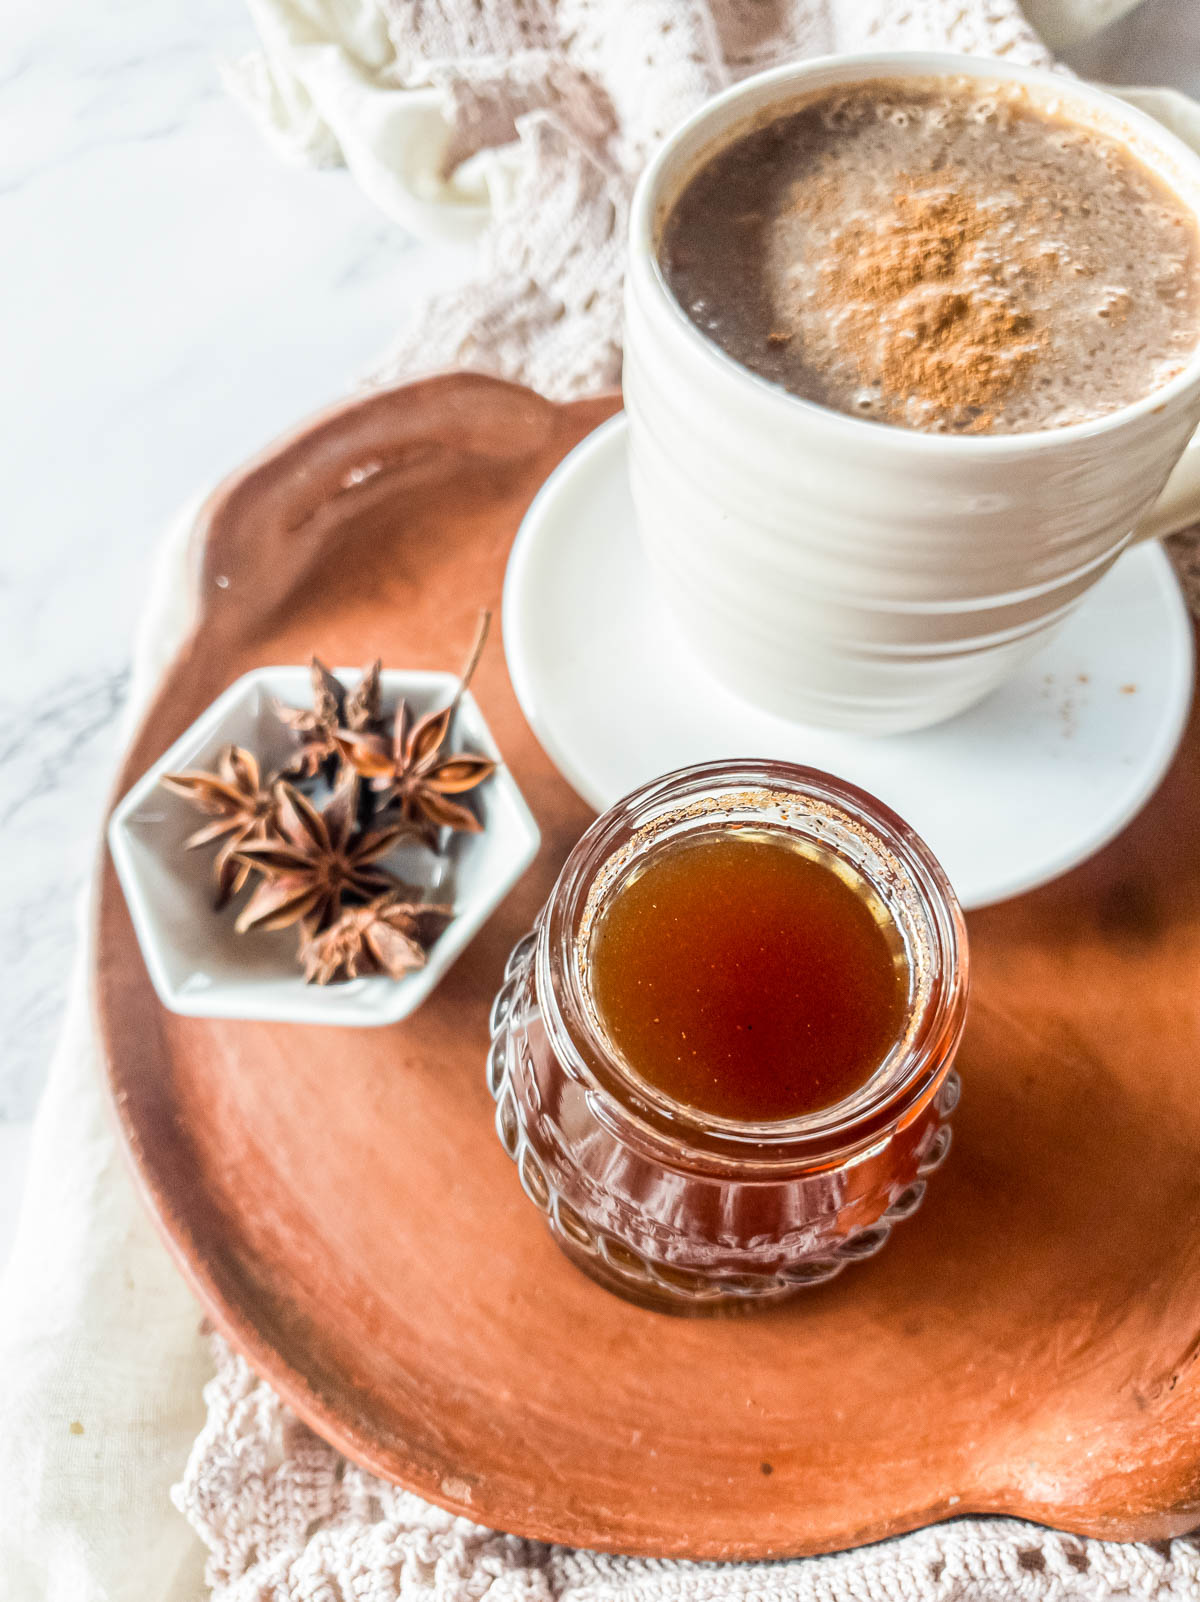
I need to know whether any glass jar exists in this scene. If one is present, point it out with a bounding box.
[487,761,969,1313]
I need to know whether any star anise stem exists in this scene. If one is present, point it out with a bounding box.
[449,608,490,720]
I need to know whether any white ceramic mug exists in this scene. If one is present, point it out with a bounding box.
[624,53,1200,734]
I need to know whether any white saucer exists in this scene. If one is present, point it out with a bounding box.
[504,415,1193,909]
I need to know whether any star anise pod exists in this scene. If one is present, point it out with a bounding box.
[334,612,496,842]
[233,777,409,934]
[298,890,453,985]
[160,744,276,908]
[273,657,383,781]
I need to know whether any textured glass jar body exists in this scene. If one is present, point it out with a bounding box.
[487,762,969,1313]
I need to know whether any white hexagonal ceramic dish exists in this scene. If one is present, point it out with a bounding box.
[107,666,540,1025]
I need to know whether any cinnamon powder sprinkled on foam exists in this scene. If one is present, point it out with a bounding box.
[796,176,1048,432]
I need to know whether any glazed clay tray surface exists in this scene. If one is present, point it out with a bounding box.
[97,374,1200,1560]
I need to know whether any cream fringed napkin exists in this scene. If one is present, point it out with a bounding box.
[3,1,1200,1599]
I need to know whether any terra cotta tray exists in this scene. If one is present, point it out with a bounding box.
[96,373,1200,1560]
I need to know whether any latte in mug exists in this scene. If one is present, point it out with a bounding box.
[660,78,1200,435]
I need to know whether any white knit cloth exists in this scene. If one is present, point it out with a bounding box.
[162,3,1200,1598]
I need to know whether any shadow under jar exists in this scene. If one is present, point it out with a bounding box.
[488,761,969,1313]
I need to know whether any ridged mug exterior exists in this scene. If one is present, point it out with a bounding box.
[624,52,1200,733]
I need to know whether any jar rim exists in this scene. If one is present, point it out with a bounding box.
[537,759,970,1168]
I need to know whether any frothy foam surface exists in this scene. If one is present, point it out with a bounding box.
[661,78,1200,434]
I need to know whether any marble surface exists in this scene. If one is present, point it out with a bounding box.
[0,0,1198,1275]
[0,0,471,1266]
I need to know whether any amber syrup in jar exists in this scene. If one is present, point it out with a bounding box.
[588,830,907,1124]
[488,761,969,1314]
